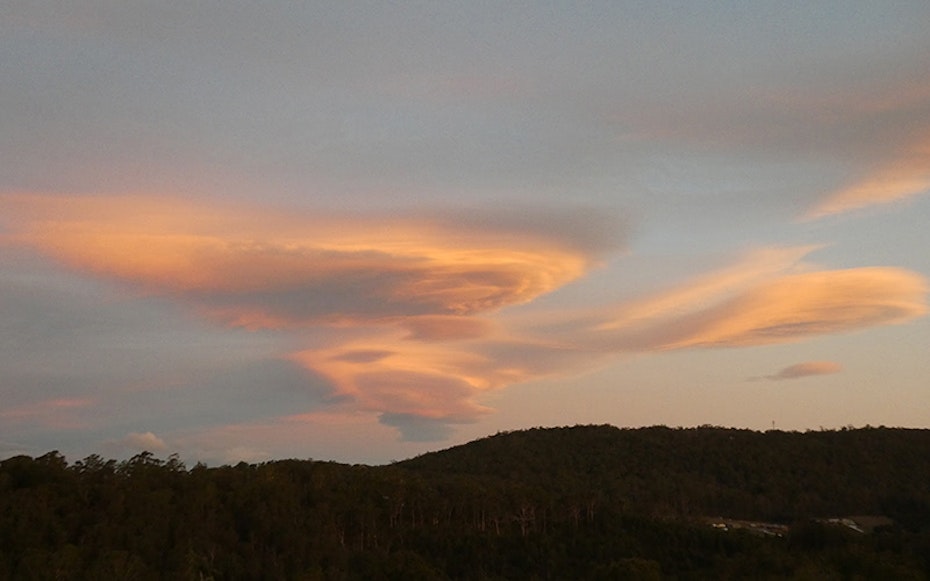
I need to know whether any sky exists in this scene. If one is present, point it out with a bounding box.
[2,2,929,465]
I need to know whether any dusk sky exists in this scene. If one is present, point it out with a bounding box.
[2,2,929,465]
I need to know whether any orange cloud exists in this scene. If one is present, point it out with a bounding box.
[289,322,606,429]
[644,268,927,350]
[283,257,926,426]
[576,251,927,352]
[1,194,603,325]
[595,246,818,331]
[293,331,497,420]
[806,133,930,219]
[297,251,919,424]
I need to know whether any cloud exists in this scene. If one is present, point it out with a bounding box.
[3,193,927,443]
[541,248,926,353]
[619,75,930,220]
[0,193,623,440]
[594,246,818,331]
[763,361,843,381]
[805,134,930,219]
[292,335,497,421]
[291,249,926,432]
[631,267,927,350]
[0,194,615,325]
[399,315,496,341]
[121,431,168,453]
[287,320,610,437]
[379,413,458,442]
[0,397,94,429]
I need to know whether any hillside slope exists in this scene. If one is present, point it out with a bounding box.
[399,424,930,522]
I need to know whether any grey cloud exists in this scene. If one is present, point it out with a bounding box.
[198,269,438,322]
[0,253,318,455]
[764,361,843,381]
[0,253,283,377]
[378,414,458,443]
[432,205,628,257]
[330,350,395,364]
[184,251,578,324]
[400,316,494,341]
[0,357,344,462]
[108,359,343,433]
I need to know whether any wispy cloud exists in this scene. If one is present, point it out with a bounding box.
[616,267,927,350]
[805,133,930,219]
[553,248,927,352]
[757,361,843,381]
[0,397,94,429]
[620,75,930,220]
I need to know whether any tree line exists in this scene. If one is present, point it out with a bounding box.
[2,425,929,579]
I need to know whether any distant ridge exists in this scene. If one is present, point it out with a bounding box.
[399,424,930,523]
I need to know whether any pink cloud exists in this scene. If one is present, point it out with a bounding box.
[0,397,94,429]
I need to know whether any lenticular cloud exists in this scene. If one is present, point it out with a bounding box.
[3,194,927,441]
[0,194,606,326]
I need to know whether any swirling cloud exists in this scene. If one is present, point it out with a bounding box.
[1,193,620,439]
[292,333,497,422]
[1,194,612,326]
[291,249,926,430]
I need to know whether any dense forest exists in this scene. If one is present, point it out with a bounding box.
[2,425,930,579]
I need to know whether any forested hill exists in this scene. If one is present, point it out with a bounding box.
[399,425,930,523]
[3,425,930,579]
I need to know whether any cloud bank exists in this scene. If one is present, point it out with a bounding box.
[2,195,927,441]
